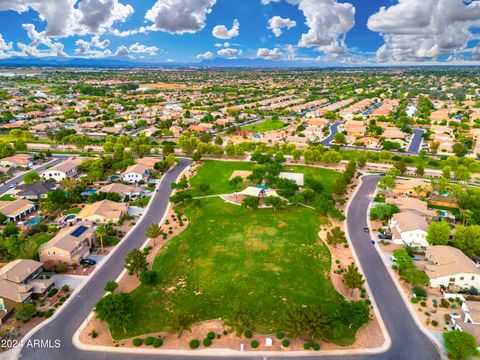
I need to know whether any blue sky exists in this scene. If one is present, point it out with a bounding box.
[0,0,479,64]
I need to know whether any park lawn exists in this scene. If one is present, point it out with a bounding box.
[283,165,343,195]
[241,119,287,133]
[188,160,256,197]
[120,198,363,345]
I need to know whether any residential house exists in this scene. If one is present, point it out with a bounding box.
[0,199,36,222]
[425,246,480,290]
[389,211,429,247]
[135,157,158,170]
[41,159,79,182]
[344,119,366,140]
[14,183,61,200]
[0,259,54,321]
[393,178,432,198]
[77,200,128,224]
[0,154,34,169]
[98,183,142,201]
[122,164,151,184]
[38,222,96,265]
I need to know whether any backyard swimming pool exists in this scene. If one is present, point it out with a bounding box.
[25,217,43,227]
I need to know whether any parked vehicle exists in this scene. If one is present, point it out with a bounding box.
[80,258,96,266]
[364,226,370,233]
[378,233,393,240]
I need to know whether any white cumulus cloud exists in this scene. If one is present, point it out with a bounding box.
[145,0,216,34]
[212,19,239,39]
[257,47,282,59]
[368,0,480,63]
[217,48,242,58]
[268,16,296,37]
[196,51,214,59]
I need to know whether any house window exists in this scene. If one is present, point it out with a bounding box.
[473,276,475,280]
[460,277,464,281]
[449,278,455,282]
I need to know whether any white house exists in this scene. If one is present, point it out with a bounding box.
[425,246,480,290]
[122,164,151,184]
[41,160,78,182]
[389,210,428,247]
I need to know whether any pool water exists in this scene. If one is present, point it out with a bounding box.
[64,214,77,222]
[25,217,43,226]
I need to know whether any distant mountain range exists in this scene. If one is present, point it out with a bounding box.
[0,56,367,69]
[0,56,478,69]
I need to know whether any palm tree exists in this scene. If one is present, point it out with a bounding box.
[145,223,162,247]
[343,263,365,296]
[96,225,108,255]
[413,185,425,198]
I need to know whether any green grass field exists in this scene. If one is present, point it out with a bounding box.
[187,160,255,197]
[115,161,365,344]
[241,119,287,133]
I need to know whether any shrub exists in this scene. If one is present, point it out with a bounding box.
[153,338,163,348]
[144,337,154,346]
[282,339,290,348]
[203,338,212,347]
[275,331,285,339]
[412,287,427,298]
[365,299,371,305]
[132,338,143,347]
[104,281,118,293]
[244,330,253,338]
[391,264,398,270]
[47,288,58,298]
[207,332,215,340]
[91,330,97,338]
[189,340,200,349]
[251,340,259,349]
[440,299,450,308]
[44,309,54,318]
[313,343,321,351]
[420,301,427,307]
[411,297,418,304]
[61,285,70,292]
[54,263,68,273]
[431,320,438,327]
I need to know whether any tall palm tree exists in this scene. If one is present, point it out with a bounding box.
[145,223,162,247]
[96,225,108,255]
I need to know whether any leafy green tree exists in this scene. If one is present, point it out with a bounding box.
[15,303,36,322]
[104,281,118,293]
[140,270,159,286]
[334,132,346,145]
[23,172,40,184]
[145,223,162,247]
[426,222,451,245]
[229,176,243,191]
[321,150,342,164]
[454,166,471,183]
[95,293,132,334]
[442,166,452,179]
[124,249,148,277]
[453,226,480,257]
[242,196,259,210]
[443,330,479,360]
[343,264,365,296]
[169,310,194,338]
[379,175,395,190]
[415,165,425,177]
[265,196,286,210]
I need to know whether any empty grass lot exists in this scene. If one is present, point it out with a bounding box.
[118,161,364,345]
[241,119,287,133]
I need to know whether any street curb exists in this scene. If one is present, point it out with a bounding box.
[72,161,193,352]
[70,167,393,358]
[364,176,446,360]
[342,174,392,355]
[10,160,190,360]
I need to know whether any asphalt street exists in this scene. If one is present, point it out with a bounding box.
[321,121,342,147]
[13,168,441,360]
[0,157,63,197]
[406,128,425,154]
